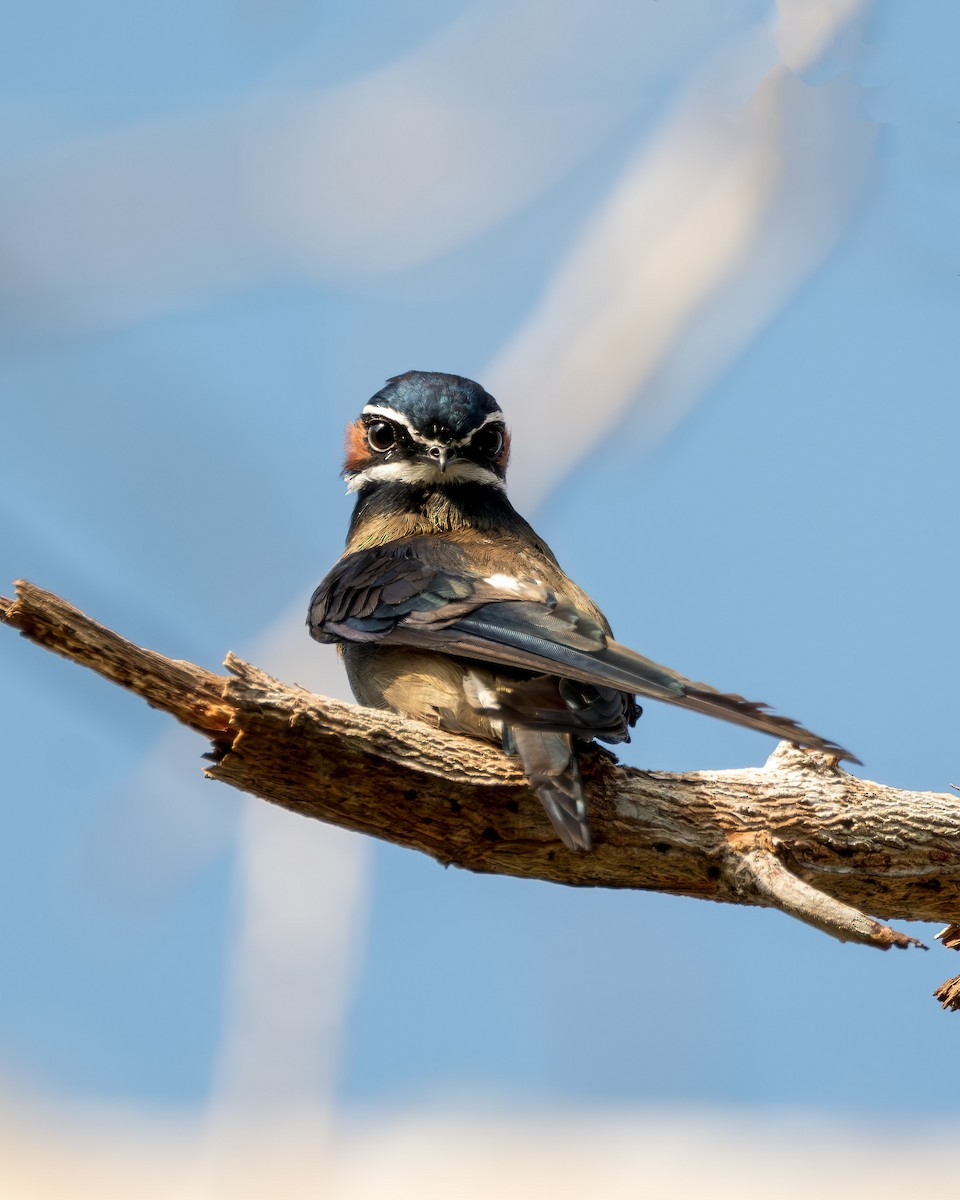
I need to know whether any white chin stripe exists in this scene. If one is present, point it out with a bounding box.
[346,460,504,492]
[361,404,504,448]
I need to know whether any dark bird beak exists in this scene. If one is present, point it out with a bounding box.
[430,446,451,473]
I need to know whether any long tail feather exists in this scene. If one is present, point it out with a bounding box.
[507,727,591,851]
[420,620,857,763]
[595,641,858,762]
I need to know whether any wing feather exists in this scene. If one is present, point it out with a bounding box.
[309,540,857,762]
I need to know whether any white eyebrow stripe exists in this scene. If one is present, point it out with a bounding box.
[345,459,505,492]
[465,410,505,437]
[360,403,505,448]
[362,404,429,443]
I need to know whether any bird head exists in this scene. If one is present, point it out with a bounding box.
[343,371,510,493]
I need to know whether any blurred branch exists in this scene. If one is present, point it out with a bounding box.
[4,581,959,1005]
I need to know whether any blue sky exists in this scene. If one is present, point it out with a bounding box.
[1,0,958,1122]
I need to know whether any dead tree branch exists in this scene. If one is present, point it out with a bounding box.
[3,580,959,1005]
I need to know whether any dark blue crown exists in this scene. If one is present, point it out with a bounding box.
[367,371,502,440]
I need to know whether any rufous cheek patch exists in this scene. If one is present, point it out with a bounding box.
[497,429,511,473]
[344,419,371,473]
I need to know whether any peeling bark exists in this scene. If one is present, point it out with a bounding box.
[3,580,960,1006]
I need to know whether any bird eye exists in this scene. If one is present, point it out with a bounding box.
[473,424,504,459]
[366,421,396,452]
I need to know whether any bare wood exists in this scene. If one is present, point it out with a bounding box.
[0,581,233,739]
[4,580,960,1001]
[934,924,960,1010]
[934,975,960,1011]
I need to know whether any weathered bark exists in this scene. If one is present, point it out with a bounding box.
[3,580,958,1005]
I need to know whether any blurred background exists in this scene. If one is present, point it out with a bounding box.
[1,1,958,1195]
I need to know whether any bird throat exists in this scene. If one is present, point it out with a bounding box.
[346,480,520,551]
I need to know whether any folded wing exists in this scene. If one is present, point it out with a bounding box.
[309,539,857,762]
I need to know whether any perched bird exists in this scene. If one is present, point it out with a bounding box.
[308,371,853,851]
